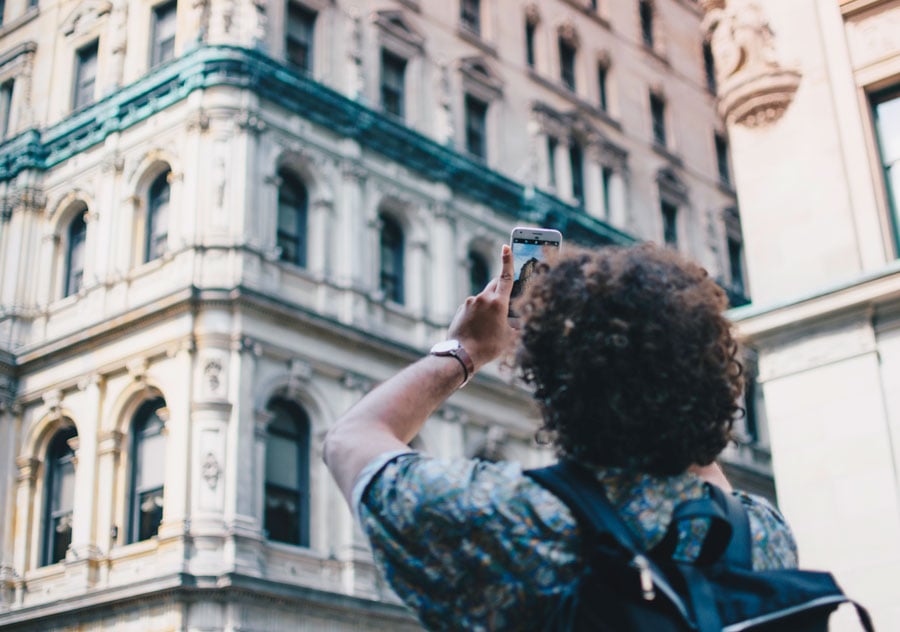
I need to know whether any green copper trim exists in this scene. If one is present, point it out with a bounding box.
[0,45,634,246]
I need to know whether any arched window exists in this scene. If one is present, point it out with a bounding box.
[277,170,308,267]
[264,398,310,546]
[145,170,170,262]
[64,209,87,297]
[42,426,77,566]
[468,250,490,295]
[379,215,404,304]
[129,398,167,543]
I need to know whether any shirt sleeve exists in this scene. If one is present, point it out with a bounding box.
[357,453,581,631]
[736,491,800,570]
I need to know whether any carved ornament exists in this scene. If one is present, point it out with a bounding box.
[702,1,801,128]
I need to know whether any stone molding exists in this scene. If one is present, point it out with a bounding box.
[702,1,801,128]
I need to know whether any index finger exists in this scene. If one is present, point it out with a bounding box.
[495,244,514,298]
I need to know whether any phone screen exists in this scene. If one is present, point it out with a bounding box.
[509,231,561,316]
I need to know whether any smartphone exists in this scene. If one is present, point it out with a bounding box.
[509,226,563,317]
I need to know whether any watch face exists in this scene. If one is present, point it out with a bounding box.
[431,339,460,353]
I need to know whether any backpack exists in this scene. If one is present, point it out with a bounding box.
[525,460,874,632]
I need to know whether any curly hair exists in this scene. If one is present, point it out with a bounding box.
[514,243,743,475]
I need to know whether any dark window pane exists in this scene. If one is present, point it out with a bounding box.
[602,166,613,216]
[662,201,678,246]
[380,215,404,304]
[151,1,177,67]
[559,39,577,92]
[597,64,608,111]
[640,0,654,48]
[650,93,666,146]
[728,237,745,295]
[703,41,717,93]
[287,3,316,73]
[130,398,167,543]
[74,41,98,109]
[872,88,900,254]
[465,94,488,159]
[547,137,558,188]
[264,399,309,546]
[469,251,489,295]
[65,211,87,297]
[715,134,731,185]
[525,21,536,68]
[569,143,584,205]
[277,171,308,267]
[381,50,406,119]
[460,0,480,35]
[0,80,13,139]
[146,171,170,262]
[43,427,77,566]
[744,375,759,442]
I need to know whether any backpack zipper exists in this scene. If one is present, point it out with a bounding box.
[721,595,849,631]
[633,554,656,601]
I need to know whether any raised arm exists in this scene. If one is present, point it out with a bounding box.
[323,245,516,505]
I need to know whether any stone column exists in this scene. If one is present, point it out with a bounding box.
[82,208,101,289]
[608,170,628,228]
[157,344,194,540]
[429,206,457,322]
[12,456,38,573]
[309,198,334,280]
[0,386,18,609]
[67,377,101,562]
[583,154,603,217]
[554,141,571,201]
[94,428,123,568]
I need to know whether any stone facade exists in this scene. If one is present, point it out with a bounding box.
[0,0,751,629]
[705,0,900,629]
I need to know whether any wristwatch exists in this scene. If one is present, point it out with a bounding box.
[429,339,475,387]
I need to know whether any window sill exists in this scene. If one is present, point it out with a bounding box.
[558,0,611,29]
[717,180,737,197]
[642,44,670,67]
[0,6,39,39]
[527,70,622,131]
[457,26,497,58]
[651,143,682,166]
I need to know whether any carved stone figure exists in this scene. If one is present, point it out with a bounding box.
[702,1,801,128]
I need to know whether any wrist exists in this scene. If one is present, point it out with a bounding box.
[429,339,475,387]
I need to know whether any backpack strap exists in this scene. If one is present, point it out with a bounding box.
[710,485,753,569]
[525,460,642,551]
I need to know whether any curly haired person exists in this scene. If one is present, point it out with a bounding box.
[324,243,797,631]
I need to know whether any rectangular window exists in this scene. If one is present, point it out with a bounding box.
[559,39,577,92]
[650,92,666,147]
[715,133,731,186]
[569,143,584,206]
[0,80,12,139]
[287,2,316,73]
[465,94,488,160]
[728,236,745,296]
[640,0,654,48]
[151,0,177,67]
[703,41,717,93]
[597,64,608,111]
[0,0,5,26]
[73,41,99,110]
[602,166,613,216]
[872,87,900,254]
[380,50,406,119]
[460,0,480,35]
[29,0,38,8]
[547,137,558,188]
[661,200,678,246]
[525,21,536,69]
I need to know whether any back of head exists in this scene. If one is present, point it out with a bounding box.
[514,243,743,475]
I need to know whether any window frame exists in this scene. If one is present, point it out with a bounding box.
[650,92,667,147]
[276,169,309,268]
[468,250,490,296]
[145,170,171,263]
[73,40,99,110]
[661,200,678,247]
[0,79,13,139]
[64,210,87,297]
[464,93,489,160]
[128,398,167,545]
[569,142,584,206]
[42,427,77,567]
[286,2,317,74]
[380,48,407,119]
[264,398,311,547]
[715,133,731,187]
[559,37,577,92]
[871,86,900,256]
[639,0,654,49]
[379,214,405,304]
[525,19,536,69]
[460,0,481,36]
[150,0,178,68]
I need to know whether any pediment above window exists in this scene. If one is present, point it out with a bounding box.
[62,0,112,37]
[459,56,503,100]
[375,10,425,55]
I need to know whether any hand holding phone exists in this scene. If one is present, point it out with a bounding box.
[509,226,563,318]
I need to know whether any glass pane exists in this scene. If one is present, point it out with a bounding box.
[56,459,76,513]
[266,434,299,489]
[265,484,300,545]
[278,201,298,235]
[138,488,164,541]
[51,514,72,564]
[875,95,900,163]
[138,431,166,489]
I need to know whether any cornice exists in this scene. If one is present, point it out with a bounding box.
[0,45,633,248]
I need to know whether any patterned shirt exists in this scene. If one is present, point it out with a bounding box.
[357,452,798,632]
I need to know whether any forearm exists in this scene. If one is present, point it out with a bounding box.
[323,355,466,505]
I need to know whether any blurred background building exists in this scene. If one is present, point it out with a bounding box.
[704,0,900,629]
[0,0,756,629]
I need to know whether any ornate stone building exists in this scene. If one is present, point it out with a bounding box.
[703,0,900,629]
[0,0,749,629]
